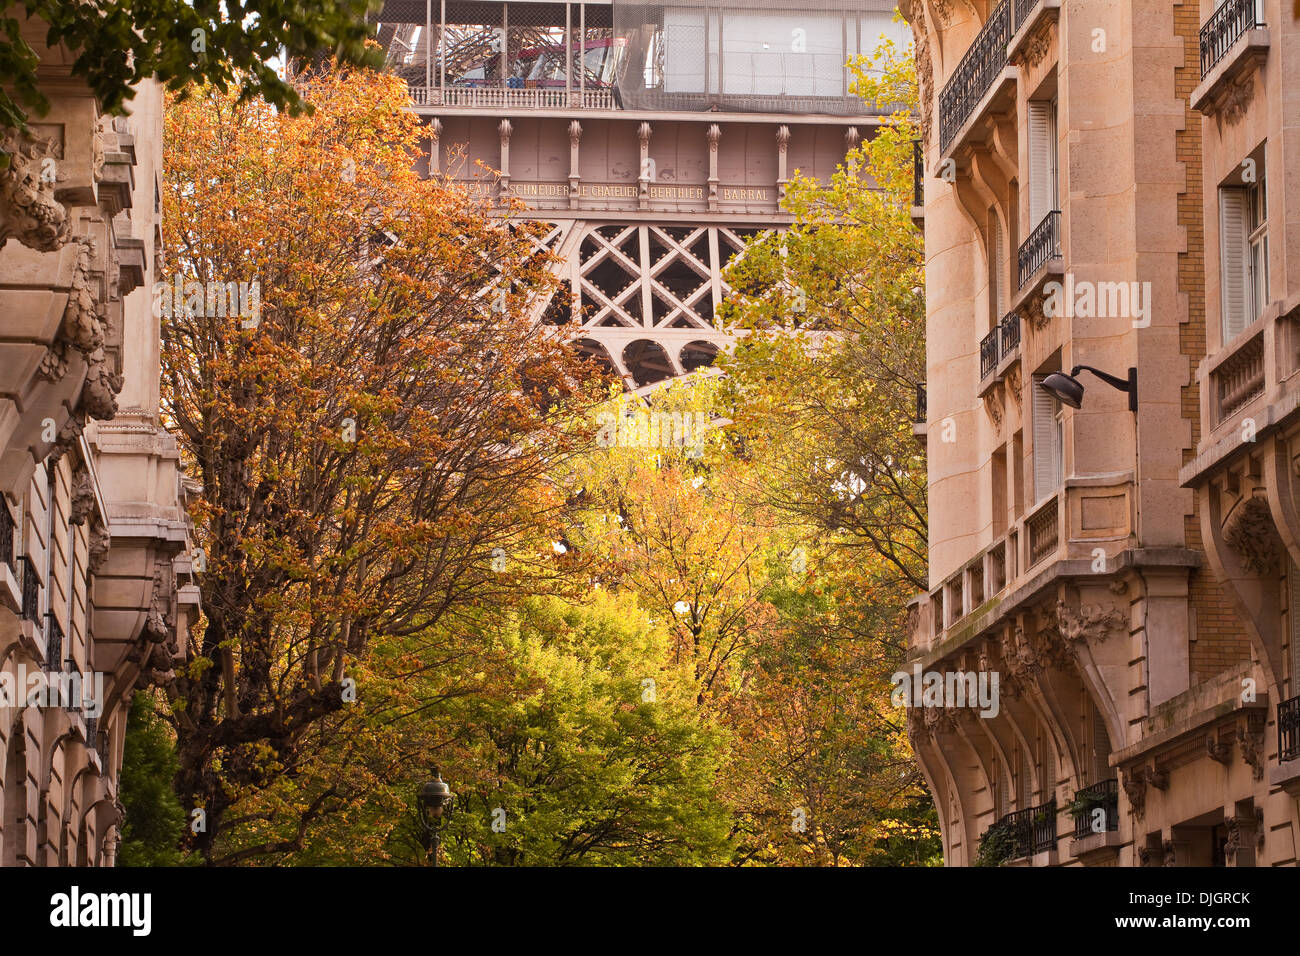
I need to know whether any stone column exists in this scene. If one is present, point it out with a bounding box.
[776,125,791,201]
[637,122,652,210]
[707,124,721,212]
[568,121,582,209]
[498,119,512,202]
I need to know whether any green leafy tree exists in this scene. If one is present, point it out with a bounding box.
[118,692,190,867]
[437,594,735,866]
[0,0,383,133]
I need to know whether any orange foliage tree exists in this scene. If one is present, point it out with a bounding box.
[157,64,600,862]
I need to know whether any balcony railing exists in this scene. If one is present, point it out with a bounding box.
[915,383,927,424]
[1000,798,1058,858]
[412,85,617,110]
[1214,331,1265,424]
[912,139,924,207]
[938,0,1012,152]
[1014,0,1043,29]
[980,327,1000,379]
[85,715,103,763]
[0,504,13,573]
[1200,0,1263,78]
[1071,779,1119,839]
[1280,694,1300,764]
[999,311,1021,358]
[17,555,40,624]
[1027,496,1059,568]
[1018,210,1061,288]
[45,611,63,671]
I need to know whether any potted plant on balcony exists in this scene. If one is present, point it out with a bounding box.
[974,819,1020,867]
[1063,789,1113,830]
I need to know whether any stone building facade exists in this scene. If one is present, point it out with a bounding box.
[0,19,196,865]
[902,0,1300,865]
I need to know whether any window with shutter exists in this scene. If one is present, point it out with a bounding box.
[1247,178,1268,322]
[1018,749,1032,809]
[1091,699,1112,783]
[1041,735,1055,801]
[1031,374,1062,503]
[1220,186,1249,343]
[998,758,1012,816]
[991,208,1007,317]
[1027,100,1058,227]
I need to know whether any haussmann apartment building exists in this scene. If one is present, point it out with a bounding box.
[0,16,197,865]
[903,0,1300,866]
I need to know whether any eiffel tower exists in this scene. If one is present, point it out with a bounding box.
[376,0,904,389]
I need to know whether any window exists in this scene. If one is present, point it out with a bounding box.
[1031,374,1063,503]
[1027,100,1058,228]
[1220,169,1268,343]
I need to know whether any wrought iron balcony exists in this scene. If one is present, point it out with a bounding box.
[1018,210,1061,288]
[1280,694,1300,764]
[915,383,927,424]
[912,139,924,208]
[980,327,1000,379]
[938,0,1012,152]
[45,612,63,671]
[0,504,13,573]
[1071,779,1119,840]
[1014,0,1043,29]
[16,555,40,624]
[1200,0,1263,78]
[999,311,1020,358]
[999,797,1058,858]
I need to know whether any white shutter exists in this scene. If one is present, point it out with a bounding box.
[1028,101,1056,226]
[1220,186,1248,343]
[1032,375,1061,503]
[998,759,1012,816]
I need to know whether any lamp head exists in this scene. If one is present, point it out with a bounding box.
[1039,371,1084,409]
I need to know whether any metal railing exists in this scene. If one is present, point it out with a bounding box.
[1071,779,1119,839]
[17,555,40,624]
[912,139,924,207]
[980,327,1000,379]
[1014,0,1043,30]
[1000,311,1021,357]
[1280,694,1300,763]
[1001,797,1058,857]
[915,383,927,424]
[1018,210,1061,287]
[0,504,13,573]
[938,0,1012,152]
[45,611,63,671]
[85,715,102,763]
[1200,0,1263,78]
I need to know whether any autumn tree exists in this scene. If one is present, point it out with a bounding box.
[157,64,601,863]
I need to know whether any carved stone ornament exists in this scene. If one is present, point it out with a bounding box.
[69,465,96,526]
[1004,365,1022,408]
[983,383,1004,432]
[87,518,111,575]
[568,120,582,147]
[906,706,927,744]
[907,14,934,150]
[1222,495,1283,576]
[1206,734,1232,764]
[1056,599,1126,646]
[1163,840,1177,867]
[1224,817,1242,862]
[930,0,953,26]
[1018,21,1056,71]
[1214,73,1255,129]
[0,127,72,251]
[1137,845,1155,867]
[1121,769,1146,819]
[1237,721,1265,781]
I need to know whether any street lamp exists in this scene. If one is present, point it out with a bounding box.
[417,768,455,866]
[1039,365,1138,412]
